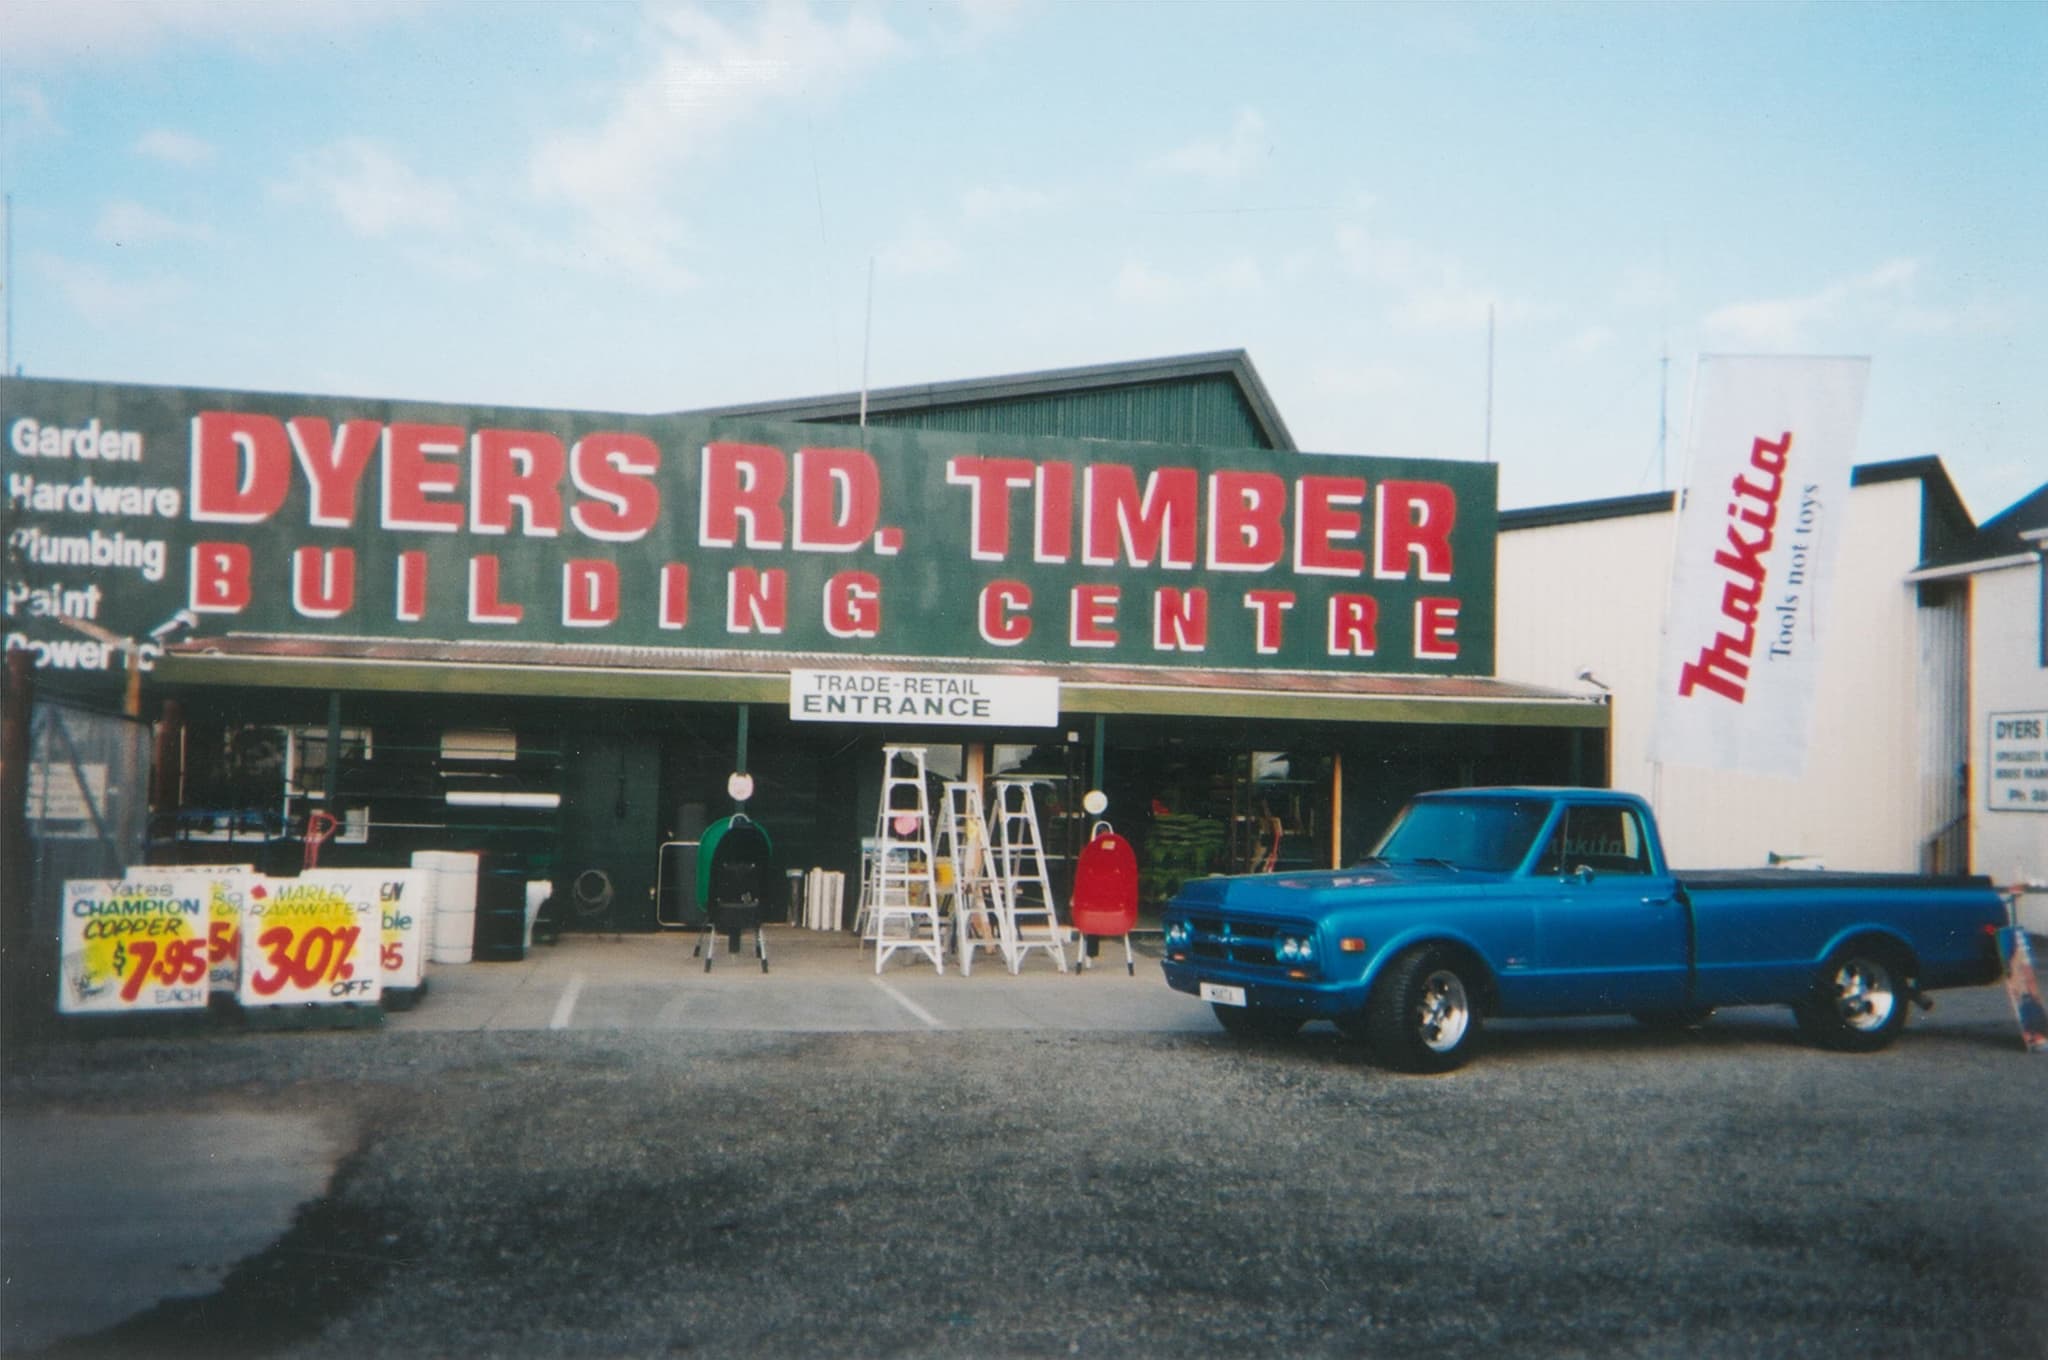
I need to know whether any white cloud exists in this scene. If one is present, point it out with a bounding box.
[879,216,961,276]
[960,183,1054,223]
[36,254,191,322]
[1152,108,1270,182]
[1335,223,1546,332]
[1113,255,1265,306]
[1702,257,1928,347]
[525,2,902,290]
[1,81,59,149]
[273,138,459,239]
[0,0,420,66]
[1614,262,1675,310]
[95,199,211,245]
[1565,325,1614,357]
[134,128,216,167]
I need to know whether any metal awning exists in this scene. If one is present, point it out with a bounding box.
[159,636,1609,729]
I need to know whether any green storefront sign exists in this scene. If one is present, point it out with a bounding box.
[2,377,1497,685]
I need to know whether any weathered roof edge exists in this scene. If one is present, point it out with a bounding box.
[680,349,1297,452]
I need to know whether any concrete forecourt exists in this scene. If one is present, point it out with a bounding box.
[2,930,2043,1358]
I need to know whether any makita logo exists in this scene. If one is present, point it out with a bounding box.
[1676,432,1792,704]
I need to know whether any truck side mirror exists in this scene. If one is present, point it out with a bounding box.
[1570,864,1597,885]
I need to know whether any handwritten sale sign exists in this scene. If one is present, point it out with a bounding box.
[59,879,210,1014]
[236,877,381,1008]
[312,868,428,992]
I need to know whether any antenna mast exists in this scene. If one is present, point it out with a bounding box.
[1484,303,1495,463]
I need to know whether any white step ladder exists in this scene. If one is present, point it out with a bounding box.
[941,781,1009,976]
[991,778,1067,974]
[867,746,945,974]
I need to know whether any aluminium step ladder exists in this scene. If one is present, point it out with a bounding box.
[940,781,1010,976]
[991,778,1068,974]
[867,746,945,974]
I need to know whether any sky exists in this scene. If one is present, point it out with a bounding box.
[0,0,2041,518]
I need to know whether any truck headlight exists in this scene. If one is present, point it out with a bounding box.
[1277,935,1316,962]
[1165,920,1191,947]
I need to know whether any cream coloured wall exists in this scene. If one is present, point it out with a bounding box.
[1969,558,2048,926]
[1498,479,1938,871]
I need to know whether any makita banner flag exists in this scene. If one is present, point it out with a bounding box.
[1651,355,1869,777]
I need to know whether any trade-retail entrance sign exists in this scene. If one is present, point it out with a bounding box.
[789,668,1060,727]
[2,377,1498,684]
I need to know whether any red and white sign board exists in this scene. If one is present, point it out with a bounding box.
[237,876,382,1008]
[131,865,253,994]
[310,868,429,992]
[1652,355,1869,778]
[59,878,211,1014]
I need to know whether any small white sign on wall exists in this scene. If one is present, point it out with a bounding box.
[1989,710,2048,812]
[789,669,1060,727]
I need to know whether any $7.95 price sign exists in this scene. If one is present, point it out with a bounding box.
[59,880,211,1015]
[237,880,382,1007]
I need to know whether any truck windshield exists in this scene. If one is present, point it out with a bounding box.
[1368,797,1551,873]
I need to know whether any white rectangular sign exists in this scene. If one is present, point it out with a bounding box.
[1651,355,1869,778]
[59,878,211,1015]
[789,669,1060,727]
[1989,711,2048,812]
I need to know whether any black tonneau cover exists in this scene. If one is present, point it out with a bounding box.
[1677,869,1992,894]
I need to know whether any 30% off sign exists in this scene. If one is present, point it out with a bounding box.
[236,879,382,1007]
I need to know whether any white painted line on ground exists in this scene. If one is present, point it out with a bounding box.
[549,973,586,1030]
[871,977,947,1029]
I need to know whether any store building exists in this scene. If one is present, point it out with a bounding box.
[1498,460,2046,907]
[3,353,1609,942]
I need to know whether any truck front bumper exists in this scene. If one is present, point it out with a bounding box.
[1161,959,1362,1020]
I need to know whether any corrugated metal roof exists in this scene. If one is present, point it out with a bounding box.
[160,636,1606,729]
[685,350,1296,452]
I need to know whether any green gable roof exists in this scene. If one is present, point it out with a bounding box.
[683,349,1295,452]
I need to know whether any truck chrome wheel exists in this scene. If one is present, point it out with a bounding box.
[1366,945,1483,1073]
[1794,945,1913,1053]
[1416,970,1470,1052]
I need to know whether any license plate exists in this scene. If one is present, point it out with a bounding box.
[1200,982,1247,1007]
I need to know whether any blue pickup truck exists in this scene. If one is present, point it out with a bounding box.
[1161,787,2007,1071]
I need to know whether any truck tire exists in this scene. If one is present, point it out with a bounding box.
[1793,944,1912,1052]
[1367,945,1481,1073]
[1211,1004,1305,1040]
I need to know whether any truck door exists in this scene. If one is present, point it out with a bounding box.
[1528,803,1689,1013]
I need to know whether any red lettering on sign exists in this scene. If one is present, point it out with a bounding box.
[1035,462,1074,564]
[825,571,881,639]
[1327,594,1377,657]
[794,448,880,552]
[1677,432,1790,704]
[472,429,566,537]
[659,564,689,631]
[395,551,427,622]
[1207,471,1287,571]
[1071,584,1121,648]
[946,456,1036,561]
[1374,480,1456,581]
[727,567,786,634]
[980,581,1031,646]
[1083,464,1198,569]
[381,423,465,531]
[190,542,253,613]
[1243,589,1295,655]
[287,417,382,528]
[292,546,356,619]
[191,411,290,524]
[1294,475,1367,576]
[468,554,523,625]
[700,442,787,548]
[1415,597,1461,661]
[1153,587,1209,653]
[562,559,619,627]
[569,433,660,542]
